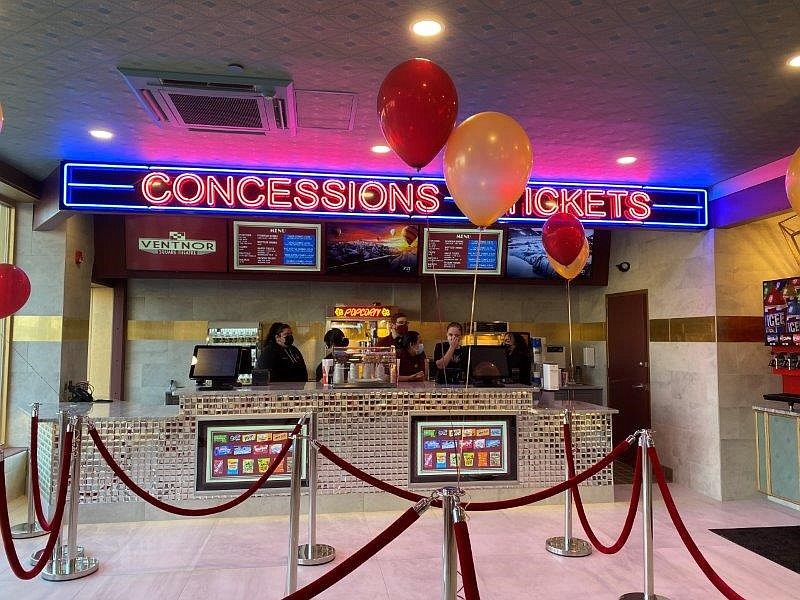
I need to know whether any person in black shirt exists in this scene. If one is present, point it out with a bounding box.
[256,322,308,382]
[315,328,349,381]
[503,332,532,385]
[433,321,467,384]
[375,312,408,348]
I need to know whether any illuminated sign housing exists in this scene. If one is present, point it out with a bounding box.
[62,162,708,228]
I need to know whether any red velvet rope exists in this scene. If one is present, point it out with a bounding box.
[0,431,74,579]
[29,415,52,531]
[316,443,429,504]
[649,447,746,600]
[465,437,631,511]
[453,520,481,600]
[564,424,641,554]
[283,506,422,600]
[89,418,304,517]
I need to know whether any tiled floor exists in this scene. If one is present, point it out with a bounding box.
[1,484,799,599]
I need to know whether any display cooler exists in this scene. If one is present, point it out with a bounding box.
[206,322,258,386]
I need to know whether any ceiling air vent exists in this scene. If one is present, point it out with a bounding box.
[118,67,296,135]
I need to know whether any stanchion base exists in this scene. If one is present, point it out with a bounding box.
[30,545,84,566]
[10,522,47,539]
[297,543,336,566]
[618,594,670,600]
[545,536,592,557]
[41,556,99,581]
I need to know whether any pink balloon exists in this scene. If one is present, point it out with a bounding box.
[0,264,31,318]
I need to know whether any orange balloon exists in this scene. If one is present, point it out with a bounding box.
[787,147,800,216]
[547,238,589,280]
[444,112,533,227]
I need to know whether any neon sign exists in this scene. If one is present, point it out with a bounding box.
[62,162,708,228]
[332,306,392,319]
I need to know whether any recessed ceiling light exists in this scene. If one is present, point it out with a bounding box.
[371,145,391,154]
[411,19,443,37]
[89,129,114,140]
[788,54,800,68]
[616,156,637,165]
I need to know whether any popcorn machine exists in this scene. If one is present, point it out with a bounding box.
[325,304,395,346]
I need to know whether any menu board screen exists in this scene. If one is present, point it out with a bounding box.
[233,221,321,271]
[409,414,517,484]
[196,417,308,492]
[506,226,595,280]
[422,228,503,275]
[326,222,419,276]
[763,277,800,346]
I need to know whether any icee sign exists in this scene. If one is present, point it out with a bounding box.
[62,162,708,228]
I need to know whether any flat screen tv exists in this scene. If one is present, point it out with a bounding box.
[325,222,419,276]
[505,227,610,285]
[466,345,510,387]
[189,345,241,390]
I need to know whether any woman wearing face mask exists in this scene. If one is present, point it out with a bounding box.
[503,332,532,385]
[315,328,349,381]
[397,330,428,382]
[257,322,308,382]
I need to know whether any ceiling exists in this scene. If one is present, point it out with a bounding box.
[0,0,799,189]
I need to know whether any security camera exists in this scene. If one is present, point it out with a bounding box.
[616,262,631,272]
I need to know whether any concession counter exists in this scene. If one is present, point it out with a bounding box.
[33,384,617,522]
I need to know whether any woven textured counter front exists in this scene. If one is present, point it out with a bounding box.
[37,387,615,519]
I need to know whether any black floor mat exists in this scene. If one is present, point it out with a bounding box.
[709,526,800,574]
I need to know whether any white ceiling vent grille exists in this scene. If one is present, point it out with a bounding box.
[295,90,357,131]
[118,68,296,136]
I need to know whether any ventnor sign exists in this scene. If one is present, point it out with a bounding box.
[62,162,708,228]
[138,231,217,255]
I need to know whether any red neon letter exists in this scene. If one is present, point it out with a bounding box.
[625,191,652,220]
[584,190,606,218]
[237,176,266,208]
[559,189,585,217]
[359,182,388,212]
[267,177,292,209]
[533,187,559,216]
[294,179,319,210]
[321,179,347,210]
[605,190,628,219]
[141,172,172,205]
[207,175,235,207]
[415,184,440,214]
[388,182,414,214]
[173,173,204,206]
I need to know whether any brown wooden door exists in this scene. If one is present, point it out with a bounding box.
[606,290,650,455]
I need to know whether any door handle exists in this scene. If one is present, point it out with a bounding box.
[632,383,649,391]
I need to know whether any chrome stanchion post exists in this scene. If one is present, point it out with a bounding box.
[42,414,99,581]
[285,428,303,596]
[11,403,46,539]
[440,487,461,600]
[619,430,670,600]
[30,410,85,564]
[298,416,335,565]
[546,409,591,557]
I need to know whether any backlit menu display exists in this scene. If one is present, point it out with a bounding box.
[196,417,308,492]
[234,221,321,271]
[409,414,517,484]
[422,228,503,275]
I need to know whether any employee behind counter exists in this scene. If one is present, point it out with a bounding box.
[256,322,308,382]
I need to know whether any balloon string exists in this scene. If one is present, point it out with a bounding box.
[566,279,574,407]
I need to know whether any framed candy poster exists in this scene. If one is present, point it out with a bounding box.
[195,415,309,492]
[408,413,518,485]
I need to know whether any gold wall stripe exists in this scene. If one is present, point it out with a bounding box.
[649,319,670,342]
[11,316,62,341]
[127,320,208,341]
[62,318,90,341]
[668,316,717,342]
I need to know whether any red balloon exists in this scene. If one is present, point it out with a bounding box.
[0,264,31,319]
[377,58,458,170]
[542,213,586,267]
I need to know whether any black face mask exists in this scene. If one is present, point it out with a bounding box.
[284,334,294,346]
